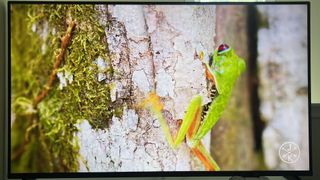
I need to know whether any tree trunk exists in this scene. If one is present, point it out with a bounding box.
[77,5,216,171]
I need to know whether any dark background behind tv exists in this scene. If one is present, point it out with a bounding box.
[0,0,319,180]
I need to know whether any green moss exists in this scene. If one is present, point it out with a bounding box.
[114,106,124,118]
[11,4,118,172]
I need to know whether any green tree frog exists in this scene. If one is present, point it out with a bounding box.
[140,44,246,171]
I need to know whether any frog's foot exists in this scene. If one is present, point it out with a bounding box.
[138,92,164,112]
[194,51,215,84]
[194,51,205,62]
[200,51,205,61]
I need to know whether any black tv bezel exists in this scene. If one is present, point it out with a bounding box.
[6,1,312,179]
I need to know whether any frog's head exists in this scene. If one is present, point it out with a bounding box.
[215,44,246,75]
[199,44,246,89]
[207,44,231,68]
[204,44,246,94]
[204,44,231,69]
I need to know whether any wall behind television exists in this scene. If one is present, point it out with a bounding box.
[0,0,319,179]
[310,0,320,103]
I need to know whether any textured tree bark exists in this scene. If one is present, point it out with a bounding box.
[77,5,216,171]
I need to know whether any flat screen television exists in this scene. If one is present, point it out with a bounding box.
[7,1,311,179]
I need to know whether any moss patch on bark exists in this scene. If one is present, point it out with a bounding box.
[11,4,118,172]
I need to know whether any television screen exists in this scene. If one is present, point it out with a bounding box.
[8,1,311,178]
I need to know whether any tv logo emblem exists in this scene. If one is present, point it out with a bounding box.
[279,142,300,164]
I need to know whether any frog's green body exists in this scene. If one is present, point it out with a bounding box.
[193,45,246,143]
[141,44,246,171]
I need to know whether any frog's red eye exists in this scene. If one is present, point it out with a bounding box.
[217,44,230,55]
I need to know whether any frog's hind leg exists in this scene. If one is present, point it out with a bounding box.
[190,141,220,171]
[174,95,203,148]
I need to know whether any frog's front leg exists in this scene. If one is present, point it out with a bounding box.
[197,51,216,84]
